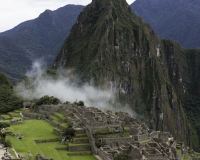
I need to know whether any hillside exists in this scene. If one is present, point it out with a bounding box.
[53,0,200,151]
[131,0,200,49]
[0,5,84,83]
[0,71,22,113]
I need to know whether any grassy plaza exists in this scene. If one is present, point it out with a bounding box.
[2,111,96,160]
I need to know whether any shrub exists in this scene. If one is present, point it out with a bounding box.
[73,100,84,106]
[63,127,75,139]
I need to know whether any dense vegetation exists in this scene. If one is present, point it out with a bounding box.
[131,0,200,49]
[0,5,84,83]
[0,71,22,113]
[35,95,60,105]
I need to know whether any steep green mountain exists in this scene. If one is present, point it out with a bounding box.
[53,0,200,151]
[131,0,200,49]
[0,71,22,113]
[0,5,84,83]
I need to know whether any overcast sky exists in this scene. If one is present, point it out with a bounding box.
[0,0,135,33]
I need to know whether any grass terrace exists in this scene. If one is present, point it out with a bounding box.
[50,115,60,124]
[8,111,21,117]
[2,110,96,160]
[54,112,67,119]
[1,114,11,120]
[0,120,10,123]
[139,138,151,143]
[69,155,96,160]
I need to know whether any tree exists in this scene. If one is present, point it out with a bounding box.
[4,140,12,148]
[63,127,75,140]
[73,100,84,106]
[0,122,10,129]
[36,95,60,105]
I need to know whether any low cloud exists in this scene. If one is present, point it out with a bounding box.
[15,60,138,117]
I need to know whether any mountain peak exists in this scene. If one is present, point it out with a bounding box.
[53,0,200,151]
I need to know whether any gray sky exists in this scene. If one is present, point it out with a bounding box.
[0,0,135,33]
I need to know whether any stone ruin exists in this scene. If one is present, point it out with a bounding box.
[18,104,186,160]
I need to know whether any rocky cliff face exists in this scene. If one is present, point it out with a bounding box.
[53,0,200,151]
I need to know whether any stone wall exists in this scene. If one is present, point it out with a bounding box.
[55,147,68,150]
[150,131,158,138]
[53,128,62,136]
[57,124,66,131]
[52,113,67,123]
[103,137,134,145]
[98,149,112,160]
[94,133,130,139]
[86,128,98,154]
[34,138,59,143]
[66,151,92,156]
[74,128,85,134]
[73,138,89,144]
[22,112,45,119]
[134,133,149,141]
[10,121,23,125]
[68,145,91,151]
[45,119,57,128]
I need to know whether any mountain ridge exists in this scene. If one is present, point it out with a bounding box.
[131,0,200,48]
[0,4,84,83]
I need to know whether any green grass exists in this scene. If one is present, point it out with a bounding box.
[66,150,92,154]
[69,155,97,160]
[123,126,130,131]
[11,120,58,139]
[68,142,90,146]
[8,148,17,158]
[1,114,11,119]
[73,137,88,140]
[37,142,68,160]
[50,115,60,124]
[0,120,10,123]
[93,128,108,132]
[75,133,87,137]
[8,112,21,117]
[139,138,151,143]
[60,123,68,128]
[103,136,132,140]
[54,112,66,119]
[14,110,23,113]
[57,150,71,160]
[5,119,95,160]
[183,155,190,160]
[6,120,58,159]
[176,149,181,156]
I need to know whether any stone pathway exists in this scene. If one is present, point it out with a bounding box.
[12,147,19,158]
[0,145,6,158]
[94,154,103,160]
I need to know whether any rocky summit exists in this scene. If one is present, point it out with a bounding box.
[53,0,200,151]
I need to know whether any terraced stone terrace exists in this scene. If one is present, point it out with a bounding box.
[0,108,96,160]
[0,104,195,160]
